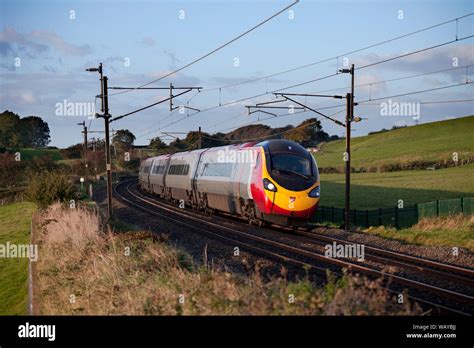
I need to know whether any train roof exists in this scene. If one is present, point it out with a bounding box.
[257,139,310,157]
[143,139,308,163]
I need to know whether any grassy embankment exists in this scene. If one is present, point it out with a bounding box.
[364,215,474,252]
[319,163,474,209]
[314,116,474,250]
[33,203,420,315]
[0,202,36,314]
[315,115,474,169]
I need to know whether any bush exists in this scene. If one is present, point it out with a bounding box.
[0,153,26,188]
[119,157,140,171]
[26,155,59,174]
[60,143,83,160]
[27,171,76,207]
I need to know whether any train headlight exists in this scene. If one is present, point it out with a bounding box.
[308,186,320,198]
[263,178,277,192]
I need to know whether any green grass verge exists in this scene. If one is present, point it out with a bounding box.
[363,215,474,251]
[319,164,474,209]
[18,148,63,161]
[315,115,474,168]
[0,202,36,315]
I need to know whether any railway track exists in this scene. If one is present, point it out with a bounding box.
[114,178,474,315]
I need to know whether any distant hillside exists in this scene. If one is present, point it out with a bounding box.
[315,115,474,169]
[20,148,63,161]
[225,124,292,141]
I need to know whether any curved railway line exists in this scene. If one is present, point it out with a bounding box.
[114,178,474,316]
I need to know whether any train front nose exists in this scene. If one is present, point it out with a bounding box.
[265,180,320,219]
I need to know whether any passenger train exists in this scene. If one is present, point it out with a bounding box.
[138,139,320,226]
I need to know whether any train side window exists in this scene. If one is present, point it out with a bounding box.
[168,164,190,175]
[254,152,260,168]
[202,163,232,177]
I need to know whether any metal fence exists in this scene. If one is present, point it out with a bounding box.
[312,197,474,229]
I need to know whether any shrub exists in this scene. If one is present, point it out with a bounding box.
[0,153,26,188]
[26,155,58,175]
[27,171,76,207]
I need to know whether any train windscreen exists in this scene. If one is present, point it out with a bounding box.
[271,154,312,178]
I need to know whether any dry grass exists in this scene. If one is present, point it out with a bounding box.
[414,214,474,232]
[34,204,422,315]
[365,214,474,251]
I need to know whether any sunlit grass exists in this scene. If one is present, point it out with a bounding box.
[0,202,36,315]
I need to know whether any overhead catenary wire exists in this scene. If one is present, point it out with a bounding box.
[211,108,347,143]
[199,13,474,92]
[155,34,474,133]
[357,36,474,70]
[121,12,474,141]
[108,0,299,97]
[207,65,473,131]
[306,65,474,96]
[356,81,473,104]
[216,82,473,134]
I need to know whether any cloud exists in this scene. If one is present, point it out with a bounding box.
[0,26,91,59]
[207,74,289,95]
[0,62,15,71]
[141,37,156,47]
[163,50,181,69]
[0,41,14,56]
[351,44,474,83]
[30,30,91,56]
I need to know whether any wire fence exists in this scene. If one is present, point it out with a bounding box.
[312,197,474,229]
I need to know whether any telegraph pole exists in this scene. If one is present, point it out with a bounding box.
[86,63,113,219]
[198,126,202,149]
[248,64,360,232]
[340,64,356,232]
[77,121,89,195]
[344,93,351,232]
[101,76,113,219]
[87,63,201,219]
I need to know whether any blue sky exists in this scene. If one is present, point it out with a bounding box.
[1,0,473,147]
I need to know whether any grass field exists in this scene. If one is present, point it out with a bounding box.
[0,202,36,315]
[364,215,474,252]
[315,115,474,169]
[319,164,474,209]
[33,203,419,315]
[19,148,63,161]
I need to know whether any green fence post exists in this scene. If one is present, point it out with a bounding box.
[322,207,325,222]
[461,197,464,213]
[436,199,440,216]
[378,208,382,226]
[354,209,357,226]
[366,209,369,228]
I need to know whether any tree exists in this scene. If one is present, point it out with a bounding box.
[284,118,331,147]
[0,111,51,148]
[112,129,136,148]
[112,129,136,156]
[169,138,188,152]
[0,110,21,148]
[60,143,83,159]
[149,137,168,150]
[20,116,51,147]
[0,153,25,188]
